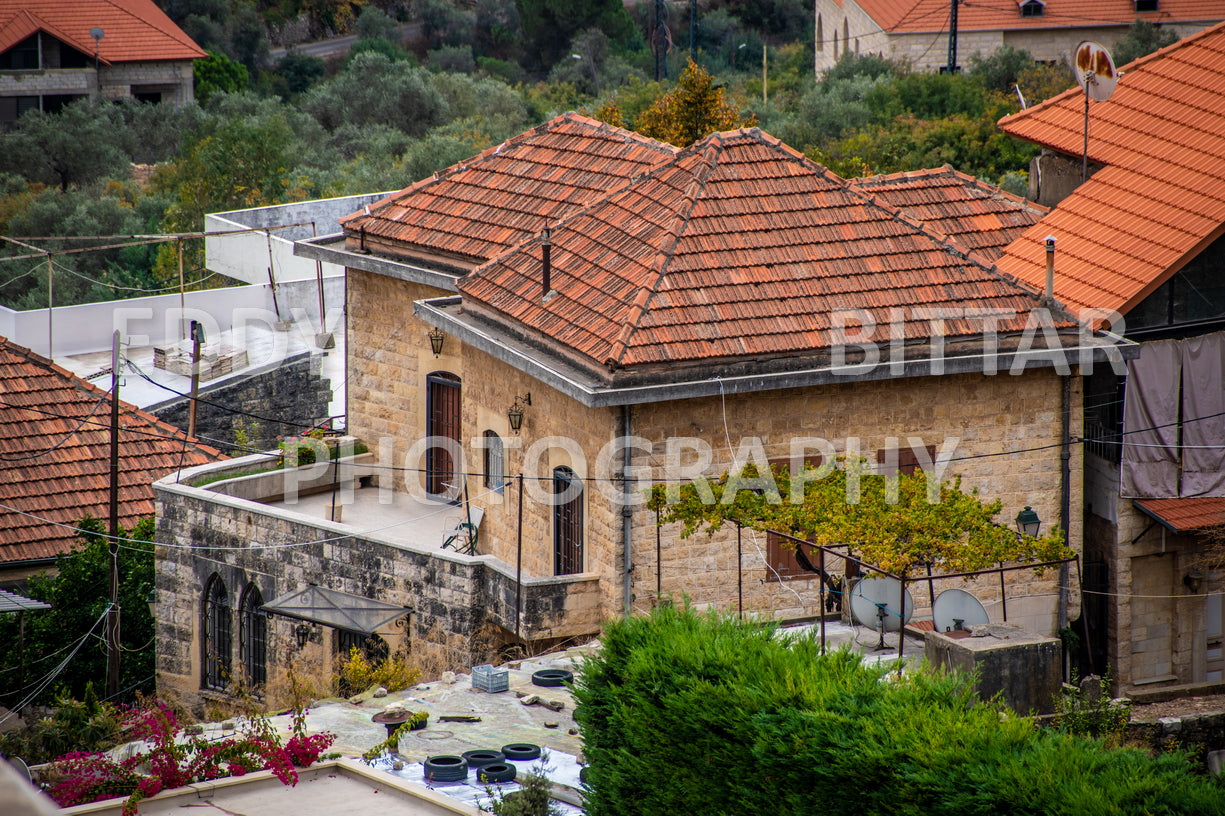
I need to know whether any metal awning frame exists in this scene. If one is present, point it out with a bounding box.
[261,584,412,635]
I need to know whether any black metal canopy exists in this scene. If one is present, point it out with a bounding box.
[261,585,411,634]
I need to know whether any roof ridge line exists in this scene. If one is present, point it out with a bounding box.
[605,136,724,368]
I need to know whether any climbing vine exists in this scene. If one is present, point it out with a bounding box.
[645,457,1069,576]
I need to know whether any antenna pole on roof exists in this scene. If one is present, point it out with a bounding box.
[946,0,959,73]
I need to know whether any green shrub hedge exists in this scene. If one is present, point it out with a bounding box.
[573,605,1225,816]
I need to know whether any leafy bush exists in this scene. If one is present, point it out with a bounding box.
[573,604,1225,816]
[334,646,422,696]
[0,684,123,765]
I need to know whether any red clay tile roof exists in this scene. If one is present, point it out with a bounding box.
[0,0,205,65]
[995,21,1225,315]
[847,167,1048,263]
[339,113,678,270]
[0,338,224,565]
[853,0,1225,34]
[1135,497,1225,532]
[457,129,1064,373]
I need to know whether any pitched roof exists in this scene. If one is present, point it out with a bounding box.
[995,21,1225,315]
[0,338,224,565]
[852,0,1225,34]
[456,129,1063,374]
[847,166,1048,263]
[338,114,678,271]
[1135,496,1225,532]
[0,0,205,65]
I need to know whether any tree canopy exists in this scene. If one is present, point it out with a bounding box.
[635,58,757,147]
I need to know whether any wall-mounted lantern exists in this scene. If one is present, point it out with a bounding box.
[1015,506,1041,537]
[295,622,313,648]
[428,327,445,357]
[507,393,532,434]
[1184,570,1204,594]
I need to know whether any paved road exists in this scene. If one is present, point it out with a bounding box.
[269,23,420,62]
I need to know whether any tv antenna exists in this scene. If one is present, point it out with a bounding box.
[1074,41,1118,183]
[849,576,914,651]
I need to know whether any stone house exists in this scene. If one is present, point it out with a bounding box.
[812,0,1225,74]
[996,21,1225,692]
[154,114,1134,713]
[0,0,204,125]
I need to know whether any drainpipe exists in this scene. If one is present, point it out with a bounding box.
[1044,235,1056,302]
[541,228,552,298]
[622,405,633,615]
[1058,374,1072,632]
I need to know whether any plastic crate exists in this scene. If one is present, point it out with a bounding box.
[471,664,509,693]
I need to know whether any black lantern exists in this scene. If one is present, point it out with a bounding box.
[507,393,531,434]
[146,588,157,619]
[1015,506,1041,537]
[428,327,445,357]
[295,623,313,648]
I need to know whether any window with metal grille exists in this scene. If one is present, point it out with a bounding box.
[1020,0,1044,16]
[484,430,505,493]
[426,372,461,500]
[202,576,231,691]
[240,584,267,689]
[553,467,584,575]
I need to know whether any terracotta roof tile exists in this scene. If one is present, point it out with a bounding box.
[339,114,678,269]
[996,21,1225,315]
[458,129,1063,372]
[847,166,1047,262]
[1135,497,1225,532]
[0,338,224,565]
[854,0,1225,34]
[0,0,205,64]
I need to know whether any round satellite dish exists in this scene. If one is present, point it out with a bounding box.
[849,576,914,632]
[90,27,105,42]
[933,588,990,633]
[8,756,32,782]
[1075,41,1118,102]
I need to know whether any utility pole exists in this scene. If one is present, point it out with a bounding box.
[187,320,203,439]
[946,0,959,73]
[106,330,121,699]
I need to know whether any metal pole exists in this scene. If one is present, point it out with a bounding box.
[819,547,826,653]
[946,0,959,72]
[515,473,524,644]
[762,44,768,104]
[266,231,283,323]
[895,576,906,674]
[187,320,202,440]
[177,238,186,340]
[106,330,121,699]
[312,222,327,333]
[655,508,662,603]
[1082,88,1090,183]
[46,254,53,358]
[999,561,1009,621]
[737,525,743,619]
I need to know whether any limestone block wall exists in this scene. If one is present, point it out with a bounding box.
[150,351,333,451]
[153,472,600,716]
[100,61,195,106]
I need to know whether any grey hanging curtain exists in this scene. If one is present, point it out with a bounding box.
[1121,339,1181,498]
[1181,332,1225,497]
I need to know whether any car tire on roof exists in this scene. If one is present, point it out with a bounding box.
[424,755,468,782]
[476,762,517,784]
[462,749,505,768]
[531,669,573,687]
[501,742,542,761]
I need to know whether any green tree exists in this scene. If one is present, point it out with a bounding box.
[968,45,1035,93]
[301,52,446,135]
[195,49,251,103]
[515,0,639,71]
[0,101,129,191]
[1112,19,1179,67]
[635,58,757,147]
[0,518,157,707]
[273,50,327,98]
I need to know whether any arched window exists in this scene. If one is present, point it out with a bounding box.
[553,467,584,575]
[817,16,824,51]
[833,31,839,59]
[484,430,505,493]
[843,19,849,48]
[426,371,461,500]
[202,575,231,691]
[239,584,266,689]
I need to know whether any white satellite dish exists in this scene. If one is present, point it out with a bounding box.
[1075,41,1118,102]
[849,576,914,633]
[932,588,990,633]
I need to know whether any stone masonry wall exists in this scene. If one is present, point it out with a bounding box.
[149,351,333,452]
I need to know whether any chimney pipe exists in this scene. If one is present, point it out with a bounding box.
[1043,235,1056,302]
[541,227,552,298]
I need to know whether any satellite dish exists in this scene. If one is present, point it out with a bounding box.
[849,576,914,633]
[932,588,990,633]
[1075,41,1118,103]
[90,27,105,42]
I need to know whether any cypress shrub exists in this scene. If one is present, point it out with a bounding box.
[573,604,1225,816]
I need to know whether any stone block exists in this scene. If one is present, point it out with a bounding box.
[925,624,1062,715]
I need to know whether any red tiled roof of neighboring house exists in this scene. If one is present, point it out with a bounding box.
[0,338,224,565]
[847,166,1048,263]
[0,0,205,66]
[995,21,1225,315]
[1135,497,1225,532]
[457,129,1064,373]
[853,0,1225,34]
[339,113,679,271]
